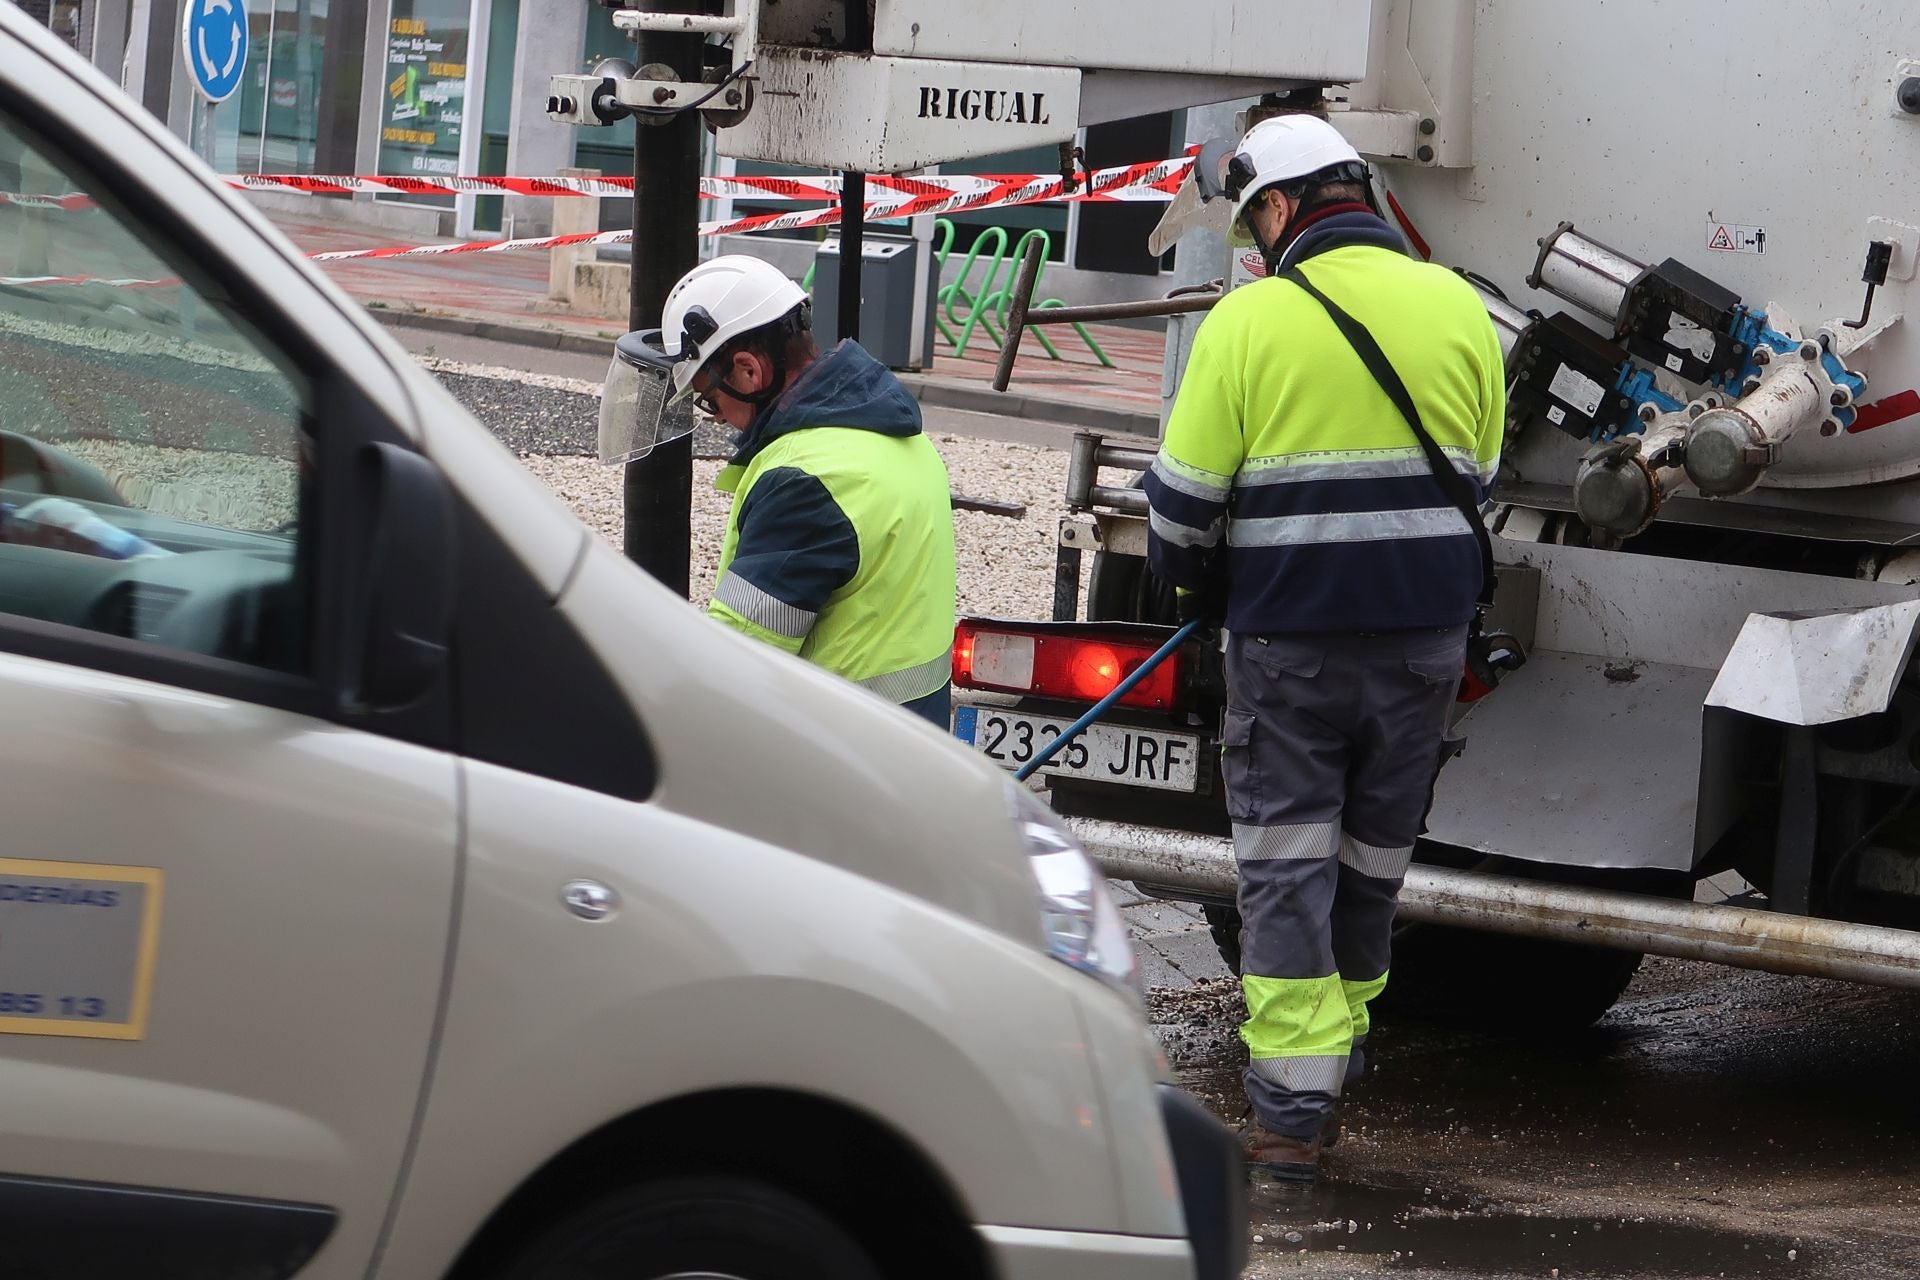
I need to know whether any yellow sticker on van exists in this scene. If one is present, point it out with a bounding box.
[0,859,162,1040]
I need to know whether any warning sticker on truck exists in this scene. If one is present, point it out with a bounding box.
[1548,362,1606,418]
[0,859,163,1040]
[1706,221,1766,254]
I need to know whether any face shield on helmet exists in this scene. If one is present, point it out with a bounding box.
[597,256,810,464]
[599,328,699,465]
[1144,135,1244,257]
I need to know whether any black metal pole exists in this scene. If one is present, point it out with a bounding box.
[838,170,866,347]
[1052,546,1081,622]
[621,7,705,597]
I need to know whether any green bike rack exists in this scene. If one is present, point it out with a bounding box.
[977,229,1113,368]
[929,219,958,347]
[937,224,1009,359]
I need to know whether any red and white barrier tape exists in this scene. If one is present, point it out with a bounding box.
[0,191,96,212]
[231,163,1190,203]
[0,274,179,288]
[6,155,1192,214]
[308,157,1188,264]
[0,155,1194,286]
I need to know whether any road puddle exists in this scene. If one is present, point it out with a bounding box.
[1245,1174,1808,1274]
[1176,1060,1815,1277]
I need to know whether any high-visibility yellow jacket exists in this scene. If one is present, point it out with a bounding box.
[711,340,956,706]
[1146,210,1506,634]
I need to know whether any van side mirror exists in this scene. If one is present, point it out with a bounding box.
[351,442,454,711]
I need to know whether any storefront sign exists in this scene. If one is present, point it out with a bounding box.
[376,1,469,179]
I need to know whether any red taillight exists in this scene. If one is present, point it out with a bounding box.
[952,623,1183,710]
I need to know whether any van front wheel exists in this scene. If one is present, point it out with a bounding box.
[493,1175,885,1280]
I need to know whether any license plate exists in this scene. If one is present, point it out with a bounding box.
[952,706,1200,792]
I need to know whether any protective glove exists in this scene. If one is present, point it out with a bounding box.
[1458,627,1527,703]
[1175,578,1228,630]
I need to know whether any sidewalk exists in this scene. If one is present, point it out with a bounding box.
[267,209,1164,437]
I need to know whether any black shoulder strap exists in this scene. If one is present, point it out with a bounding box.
[1282,266,1496,611]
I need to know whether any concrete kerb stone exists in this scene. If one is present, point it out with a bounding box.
[373,307,622,357]
[898,375,1158,439]
[370,306,1162,437]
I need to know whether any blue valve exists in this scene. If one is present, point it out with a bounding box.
[1587,360,1687,442]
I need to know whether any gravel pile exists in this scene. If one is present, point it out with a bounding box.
[518,430,1068,618]
[420,356,734,459]
[427,361,1069,619]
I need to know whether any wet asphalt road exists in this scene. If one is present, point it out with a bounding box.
[1142,914,1920,1279]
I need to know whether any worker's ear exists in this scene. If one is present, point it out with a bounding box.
[728,347,769,395]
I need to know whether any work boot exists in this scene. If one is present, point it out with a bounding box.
[1242,1121,1324,1182]
[1321,1101,1343,1149]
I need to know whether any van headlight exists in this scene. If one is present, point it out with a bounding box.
[1009,784,1142,999]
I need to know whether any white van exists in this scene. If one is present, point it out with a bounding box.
[0,10,1240,1279]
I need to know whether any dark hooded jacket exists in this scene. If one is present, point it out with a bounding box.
[709,341,957,714]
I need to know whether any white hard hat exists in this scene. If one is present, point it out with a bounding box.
[656,254,810,397]
[1226,115,1366,231]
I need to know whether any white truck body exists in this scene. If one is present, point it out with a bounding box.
[936,0,1920,999]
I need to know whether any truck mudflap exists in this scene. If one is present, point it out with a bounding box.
[1072,816,1920,990]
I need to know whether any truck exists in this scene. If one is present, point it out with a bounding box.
[950,0,1920,1025]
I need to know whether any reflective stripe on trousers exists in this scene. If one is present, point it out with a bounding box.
[1223,626,1465,1141]
[1236,856,1400,1139]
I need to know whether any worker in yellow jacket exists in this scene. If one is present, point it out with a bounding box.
[631,256,957,723]
[1146,115,1506,1180]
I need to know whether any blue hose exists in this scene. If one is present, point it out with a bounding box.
[1013,618,1203,782]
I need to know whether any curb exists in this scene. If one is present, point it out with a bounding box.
[897,376,1160,439]
[372,306,622,357]
[370,305,1161,437]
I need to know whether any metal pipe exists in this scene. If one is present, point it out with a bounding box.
[1053,544,1082,621]
[1029,295,1220,325]
[1685,362,1827,497]
[1089,485,1149,514]
[622,0,704,597]
[839,171,865,346]
[1068,818,1920,990]
[992,234,1047,392]
[1065,432,1101,509]
[612,12,748,34]
[1573,416,1692,540]
[1096,444,1155,473]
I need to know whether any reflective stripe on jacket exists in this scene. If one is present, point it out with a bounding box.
[710,341,957,704]
[1145,216,1506,635]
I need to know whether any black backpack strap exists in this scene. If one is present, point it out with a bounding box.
[1281,266,1497,612]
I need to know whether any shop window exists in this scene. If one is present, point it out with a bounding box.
[374,0,470,180]
[232,0,332,175]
